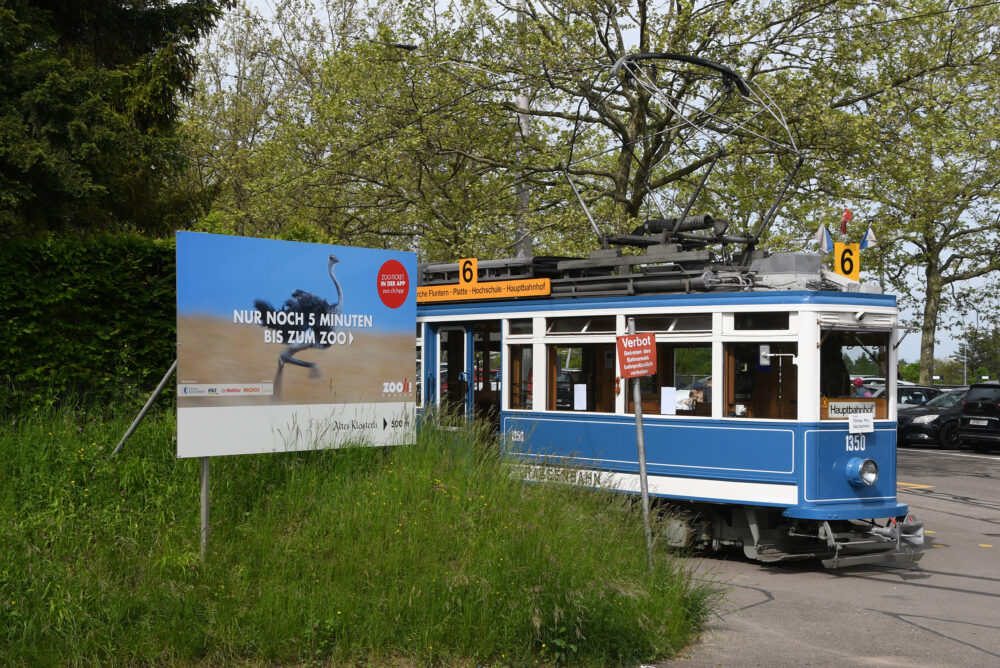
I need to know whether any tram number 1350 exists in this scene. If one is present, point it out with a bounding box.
[845,434,867,451]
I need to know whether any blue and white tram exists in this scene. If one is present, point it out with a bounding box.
[416,252,925,568]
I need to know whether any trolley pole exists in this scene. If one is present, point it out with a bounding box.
[626,318,654,569]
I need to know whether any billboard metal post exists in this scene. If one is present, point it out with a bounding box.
[200,457,210,562]
[111,359,177,457]
[626,317,654,569]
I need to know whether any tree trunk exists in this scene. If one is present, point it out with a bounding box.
[918,267,943,385]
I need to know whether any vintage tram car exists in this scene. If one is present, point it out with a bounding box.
[416,223,924,568]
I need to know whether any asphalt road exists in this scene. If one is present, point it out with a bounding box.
[665,447,1000,667]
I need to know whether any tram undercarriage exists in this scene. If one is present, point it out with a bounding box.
[659,503,925,569]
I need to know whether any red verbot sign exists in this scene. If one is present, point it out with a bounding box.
[617,332,657,379]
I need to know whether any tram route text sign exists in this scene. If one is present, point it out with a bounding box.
[617,332,657,379]
[417,257,550,302]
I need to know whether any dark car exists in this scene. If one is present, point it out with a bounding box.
[873,385,944,406]
[958,383,1000,453]
[896,387,968,449]
[555,369,577,409]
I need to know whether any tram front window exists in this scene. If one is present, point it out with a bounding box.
[820,331,889,419]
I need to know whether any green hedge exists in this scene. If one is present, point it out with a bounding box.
[0,234,175,410]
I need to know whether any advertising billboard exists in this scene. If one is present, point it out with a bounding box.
[176,232,416,458]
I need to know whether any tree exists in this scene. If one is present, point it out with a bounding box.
[480,0,1000,383]
[0,0,233,236]
[186,0,1000,345]
[447,1,1000,248]
[898,360,921,384]
[959,323,1000,382]
[184,0,546,257]
[840,2,1000,384]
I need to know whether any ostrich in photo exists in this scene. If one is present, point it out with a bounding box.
[254,254,343,394]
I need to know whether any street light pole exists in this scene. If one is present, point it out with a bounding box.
[954,350,968,386]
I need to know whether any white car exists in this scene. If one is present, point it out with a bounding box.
[859,376,915,390]
[872,385,944,406]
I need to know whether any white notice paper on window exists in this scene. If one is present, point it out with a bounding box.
[573,384,587,410]
[661,387,677,415]
[849,413,874,434]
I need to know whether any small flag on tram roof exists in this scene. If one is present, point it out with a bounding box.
[813,225,834,254]
[839,208,853,235]
[859,224,877,250]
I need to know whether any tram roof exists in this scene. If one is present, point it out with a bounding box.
[417,289,896,316]
[418,249,893,314]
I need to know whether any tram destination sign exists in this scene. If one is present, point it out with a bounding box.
[617,332,658,379]
[416,257,550,303]
[417,279,550,302]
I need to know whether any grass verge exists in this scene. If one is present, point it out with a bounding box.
[1,407,715,665]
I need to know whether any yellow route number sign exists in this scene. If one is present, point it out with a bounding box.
[459,257,478,285]
[834,242,860,281]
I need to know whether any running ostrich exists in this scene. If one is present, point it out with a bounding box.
[254,254,343,393]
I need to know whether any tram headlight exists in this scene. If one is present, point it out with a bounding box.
[846,457,879,487]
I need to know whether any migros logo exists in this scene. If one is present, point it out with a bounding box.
[383,378,411,395]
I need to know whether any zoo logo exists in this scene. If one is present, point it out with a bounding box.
[383,378,411,394]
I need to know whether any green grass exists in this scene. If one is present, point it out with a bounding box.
[1,406,715,666]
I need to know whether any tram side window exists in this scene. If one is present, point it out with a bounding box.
[508,345,533,410]
[724,342,798,419]
[547,344,616,412]
[820,331,889,419]
[734,312,789,330]
[626,344,712,415]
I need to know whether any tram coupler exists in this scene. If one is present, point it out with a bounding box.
[871,515,925,548]
[821,516,926,569]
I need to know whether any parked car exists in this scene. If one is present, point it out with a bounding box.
[555,369,578,409]
[873,385,944,406]
[958,383,1000,453]
[896,387,968,449]
[856,376,915,391]
[857,376,885,390]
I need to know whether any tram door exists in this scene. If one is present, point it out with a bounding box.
[472,322,502,432]
[429,322,502,430]
[432,326,471,426]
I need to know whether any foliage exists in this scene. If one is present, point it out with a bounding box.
[898,360,921,384]
[957,325,1000,383]
[182,0,542,260]
[0,234,175,411]
[0,1,232,236]
[0,408,715,665]
[184,2,1000,384]
[823,3,1000,383]
[844,353,879,377]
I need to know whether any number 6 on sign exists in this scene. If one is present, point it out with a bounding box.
[834,242,860,281]
[459,257,478,285]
